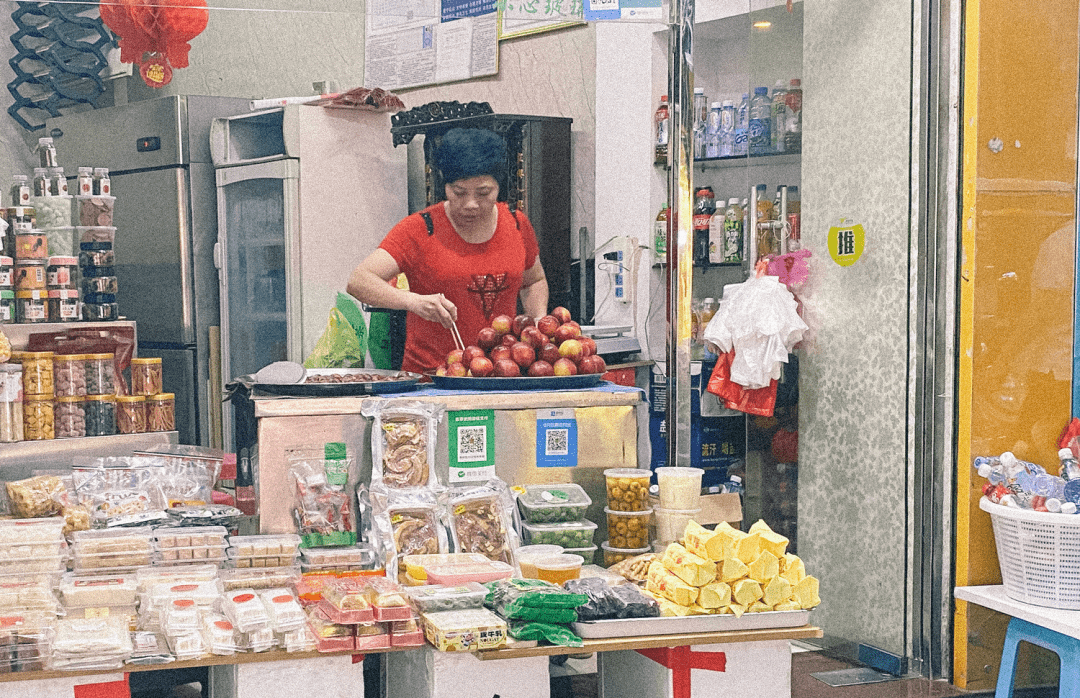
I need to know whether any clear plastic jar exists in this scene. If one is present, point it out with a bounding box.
[14,232,47,260]
[84,354,115,396]
[14,260,45,291]
[0,256,13,287]
[23,394,54,440]
[54,395,86,438]
[46,256,77,289]
[0,364,23,443]
[47,289,79,322]
[147,393,175,432]
[84,395,116,437]
[16,290,47,323]
[11,351,53,396]
[116,395,146,434]
[0,290,14,324]
[54,354,88,397]
[131,357,163,396]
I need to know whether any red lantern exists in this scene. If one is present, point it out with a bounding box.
[99,0,209,87]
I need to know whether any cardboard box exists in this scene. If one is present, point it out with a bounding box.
[387,645,549,698]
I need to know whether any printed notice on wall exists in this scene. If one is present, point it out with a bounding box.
[365,0,499,90]
[536,408,578,468]
[498,0,584,40]
[449,409,497,482]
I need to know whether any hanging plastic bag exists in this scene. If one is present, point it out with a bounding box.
[303,307,364,369]
[706,349,778,417]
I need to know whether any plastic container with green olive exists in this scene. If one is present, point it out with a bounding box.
[519,520,597,549]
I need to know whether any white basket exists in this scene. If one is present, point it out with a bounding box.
[980,497,1080,609]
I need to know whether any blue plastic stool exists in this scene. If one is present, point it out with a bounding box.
[995,617,1080,698]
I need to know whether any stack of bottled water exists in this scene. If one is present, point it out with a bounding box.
[976,449,1080,514]
[686,79,802,160]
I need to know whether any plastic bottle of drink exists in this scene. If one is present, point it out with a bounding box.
[654,204,669,257]
[655,95,670,165]
[771,80,787,153]
[1060,448,1080,481]
[784,79,803,153]
[8,175,29,206]
[708,199,726,263]
[693,188,715,266]
[32,168,50,197]
[786,185,801,251]
[748,87,772,156]
[693,88,707,160]
[722,198,744,263]
[724,475,745,498]
[690,298,703,359]
[719,100,736,157]
[734,93,749,157]
[705,102,723,159]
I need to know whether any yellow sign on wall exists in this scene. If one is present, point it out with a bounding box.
[827,220,866,267]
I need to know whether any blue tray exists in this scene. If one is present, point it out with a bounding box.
[430,373,603,391]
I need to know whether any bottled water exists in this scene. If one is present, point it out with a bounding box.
[705,102,723,158]
[748,87,772,156]
[719,100,735,157]
[734,93,749,157]
[771,80,787,153]
[693,88,707,159]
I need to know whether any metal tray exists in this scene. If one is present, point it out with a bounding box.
[572,609,810,639]
[431,373,603,391]
[255,368,422,397]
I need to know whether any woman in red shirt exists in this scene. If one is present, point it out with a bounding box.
[347,128,549,373]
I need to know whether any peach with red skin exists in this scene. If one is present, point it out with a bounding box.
[470,356,494,377]
[447,362,468,377]
[558,338,583,360]
[476,327,499,351]
[446,349,464,366]
[554,324,579,344]
[540,343,561,365]
[510,342,536,369]
[521,326,546,349]
[551,306,572,324]
[490,345,511,363]
[553,358,578,376]
[512,314,535,337]
[501,334,519,348]
[463,346,486,365]
[579,337,597,357]
[491,315,513,335]
[494,359,521,377]
[528,361,554,377]
[536,315,561,338]
[435,364,448,377]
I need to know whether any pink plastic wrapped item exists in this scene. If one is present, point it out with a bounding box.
[317,578,374,624]
[362,577,413,622]
[425,559,513,585]
[353,622,391,650]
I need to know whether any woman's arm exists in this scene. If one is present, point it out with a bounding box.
[519,257,549,319]
[347,249,458,327]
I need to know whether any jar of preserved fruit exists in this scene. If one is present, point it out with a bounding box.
[46,256,77,289]
[131,357,163,396]
[47,289,79,322]
[54,354,88,397]
[84,394,116,437]
[15,290,47,323]
[14,260,46,291]
[0,291,14,324]
[147,393,175,432]
[116,395,146,434]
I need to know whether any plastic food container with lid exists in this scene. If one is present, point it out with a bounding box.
[15,290,47,323]
[82,302,118,321]
[14,260,45,290]
[219,566,300,593]
[54,395,86,438]
[81,275,117,295]
[59,573,138,607]
[601,541,653,568]
[22,394,53,440]
[362,577,413,621]
[28,195,69,229]
[300,545,377,569]
[0,256,12,287]
[47,289,79,322]
[83,394,117,436]
[0,290,13,323]
[562,544,598,565]
[401,552,490,582]
[222,588,271,633]
[404,582,488,613]
[653,507,703,544]
[42,227,75,257]
[425,559,513,585]
[517,483,592,523]
[116,395,147,434]
[147,393,175,432]
[515,544,564,578]
[11,351,53,396]
[54,354,88,396]
[258,588,305,631]
[74,196,115,227]
[131,357,163,396]
[45,256,77,288]
[14,232,47,259]
[655,466,704,510]
[77,226,115,251]
[534,554,584,585]
[605,507,652,550]
[519,519,597,548]
[604,468,652,512]
[0,364,23,442]
[83,353,115,395]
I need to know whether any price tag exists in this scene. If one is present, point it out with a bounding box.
[536,408,578,468]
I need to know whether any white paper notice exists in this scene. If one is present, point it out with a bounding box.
[367,0,439,34]
[435,19,472,83]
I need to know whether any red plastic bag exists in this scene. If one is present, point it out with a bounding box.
[706,349,778,417]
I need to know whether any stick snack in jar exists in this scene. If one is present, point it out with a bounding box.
[147,393,175,432]
[131,357,163,396]
[116,395,147,434]
[604,468,652,512]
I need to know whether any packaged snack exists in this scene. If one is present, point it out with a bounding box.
[353,621,391,650]
[425,559,513,586]
[136,564,219,591]
[361,576,412,621]
[378,497,446,583]
[563,576,661,620]
[389,623,424,647]
[363,400,442,490]
[154,526,228,565]
[5,475,64,518]
[240,626,277,653]
[421,608,506,652]
[52,616,132,668]
[60,574,138,607]
[517,483,592,524]
[222,589,270,633]
[165,504,244,528]
[72,527,154,571]
[166,632,205,661]
[299,544,379,573]
[0,578,62,616]
[219,566,300,592]
[405,582,488,613]
[145,579,223,611]
[227,534,301,568]
[312,633,354,653]
[306,605,352,638]
[0,613,54,672]
[257,588,306,631]
[484,578,587,625]
[162,598,200,634]
[578,564,628,586]
[521,520,598,549]
[606,552,656,584]
[318,578,374,624]
[200,613,240,656]
[508,619,583,648]
[289,445,356,548]
[126,631,174,665]
[278,624,317,653]
[401,552,490,583]
[71,459,168,528]
[533,554,585,586]
[448,481,517,566]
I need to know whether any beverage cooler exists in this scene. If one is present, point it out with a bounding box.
[210,105,408,451]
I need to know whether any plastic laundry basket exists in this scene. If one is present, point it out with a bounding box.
[981,497,1080,609]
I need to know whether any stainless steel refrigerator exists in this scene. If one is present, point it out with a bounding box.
[46,95,249,447]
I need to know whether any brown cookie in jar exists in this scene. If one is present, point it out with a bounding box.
[14,260,45,291]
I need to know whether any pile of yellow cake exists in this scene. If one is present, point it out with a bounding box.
[641,519,820,617]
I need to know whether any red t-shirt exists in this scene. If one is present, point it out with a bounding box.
[379,202,540,373]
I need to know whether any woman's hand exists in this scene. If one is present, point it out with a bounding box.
[408,293,458,328]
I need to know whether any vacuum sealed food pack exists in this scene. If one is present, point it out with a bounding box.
[363,400,442,491]
[373,489,448,583]
[448,480,517,566]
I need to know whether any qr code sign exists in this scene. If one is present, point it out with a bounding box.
[590,0,619,8]
[545,428,569,456]
[457,426,487,462]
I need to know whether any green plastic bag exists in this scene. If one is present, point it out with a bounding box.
[508,620,584,648]
[303,307,364,368]
[334,293,368,360]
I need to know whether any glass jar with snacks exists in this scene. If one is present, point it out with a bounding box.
[84,395,117,437]
[15,260,46,291]
[604,468,652,512]
[47,289,79,322]
[131,357,163,396]
[0,364,23,443]
[14,231,47,259]
[533,554,584,585]
[54,395,86,438]
[11,351,54,395]
[23,394,54,440]
[605,507,652,550]
[16,290,47,323]
[116,395,147,434]
[601,541,653,568]
[147,393,175,432]
[54,354,88,397]
[0,290,14,324]
[46,256,77,289]
[0,256,12,287]
[84,353,115,395]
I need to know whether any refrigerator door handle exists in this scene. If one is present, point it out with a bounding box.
[213,240,223,270]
